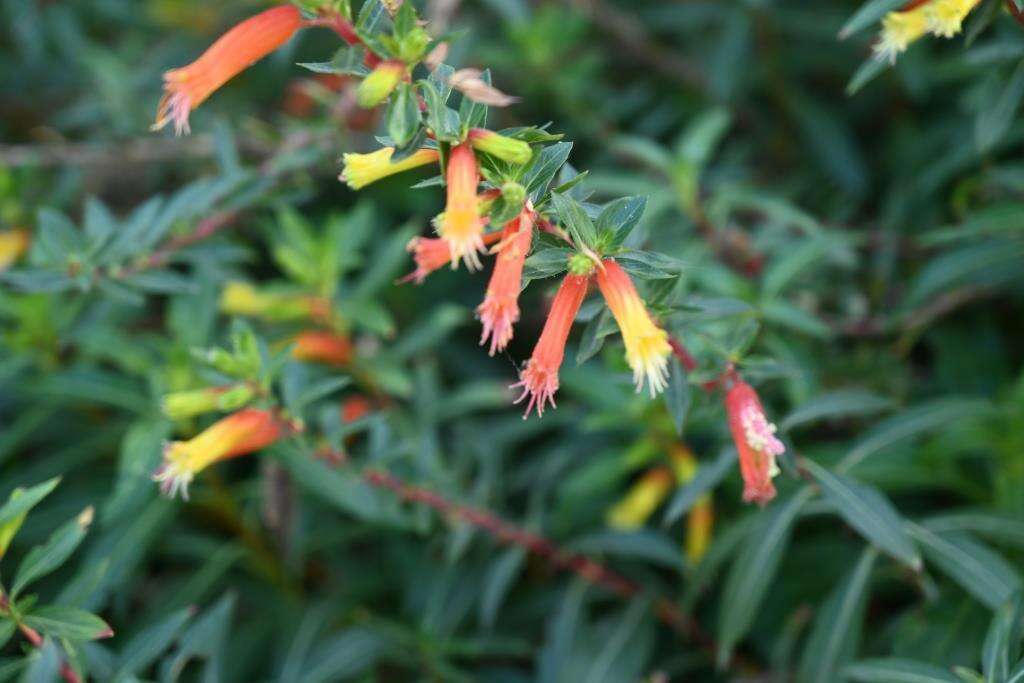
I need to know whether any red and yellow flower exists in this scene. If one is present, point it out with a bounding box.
[595,259,671,397]
[874,0,982,63]
[512,273,590,418]
[153,5,303,135]
[291,330,353,367]
[725,379,785,506]
[154,408,295,499]
[478,210,534,355]
[401,231,504,284]
[434,142,486,270]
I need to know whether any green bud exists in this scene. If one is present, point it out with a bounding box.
[356,60,406,108]
[568,252,596,276]
[468,129,533,165]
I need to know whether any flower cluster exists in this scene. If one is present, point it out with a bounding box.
[874,0,982,63]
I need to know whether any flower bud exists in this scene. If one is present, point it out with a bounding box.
[607,468,674,530]
[468,128,532,165]
[356,60,406,108]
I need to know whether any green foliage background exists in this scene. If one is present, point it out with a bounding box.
[2,0,1024,680]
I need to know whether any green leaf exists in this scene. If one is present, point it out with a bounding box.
[386,83,421,149]
[419,80,460,142]
[977,59,1024,153]
[298,45,370,77]
[804,459,920,570]
[798,548,877,683]
[760,300,832,339]
[550,192,597,248]
[615,251,684,279]
[662,448,736,527]
[479,547,526,628]
[12,507,92,598]
[846,56,889,95]
[297,627,385,683]
[23,605,112,641]
[35,208,83,265]
[568,530,682,569]
[522,247,571,282]
[983,592,1024,683]
[597,196,647,249]
[838,0,905,39]
[842,658,960,683]
[662,357,691,436]
[780,390,893,432]
[523,142,573,203]
[839,398,992,472]
[575,308,616,366]
[113,607,192,679]
[907,525,1022,610]
[718,488,814,664]
[0,477,60,527]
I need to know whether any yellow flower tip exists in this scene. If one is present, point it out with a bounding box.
[874,7,929,63]
[468,128,533,165]
[434,210,486,271]
[340,147,440,190]
[686,498,714,564]
[595,259,672,397]
[607,468,674,530]
[0,229,30,271]
[219,281,262,315]
[154,408,288,500]
[356,59,406,108]
[926,0,980,38]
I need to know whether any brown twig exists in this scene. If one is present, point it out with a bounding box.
[359,467,732,664]
[1006,0,1024,29]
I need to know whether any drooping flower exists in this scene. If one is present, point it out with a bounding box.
[0,230,30,271]
[512,273,590,418]
[478,210,534,355]
[725,379,785,506]
[595,259,671,397]
[153,5,303,135]
[340,147,440,190]
[434,142,486,270]
[400,231,504,284]
[874,2,930,63]
[924,0,981,37]
[607,467,674,530]
[291,330,353,367]
[356,59,406,107]
[162,384,254,420]
[669,445,714,563]
[467,128,533,165]
[154,408,295,499]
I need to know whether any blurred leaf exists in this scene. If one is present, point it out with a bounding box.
[780,390,893,432]
[12,507,92,598]
[976,59,1024,153]
[23,605,111,642]
[662,448,736,526]
[842,657,960,682]
[982,592,1024,683]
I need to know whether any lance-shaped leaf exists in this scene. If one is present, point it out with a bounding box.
[843,658,960,682]
[804,459,920,570]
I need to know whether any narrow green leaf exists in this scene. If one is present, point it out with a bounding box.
[718,488,813,664]
[23,606,112,642]
[780,390,893,432]
[12,507,92,598]
[983,592,1024,683]
[843,657,960,682]
[662,448,736,527]
[0,477,60,527]
[838,0,905,39]
[804,459,920,570]
[798,548,877,683]
[977,59,1024,153]
[662,357,691,436]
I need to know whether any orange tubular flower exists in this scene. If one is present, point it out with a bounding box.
[154,408,294,499]
[153,5,303,135]
[512,273,590,418]
[434,142,485,269]
[401,231,503,284]
[292,330,353,367]
[725,379,785,506]
[595,259,672,397]
[478,210,534,355]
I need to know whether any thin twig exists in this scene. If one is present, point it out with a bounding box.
[358,467,734,665]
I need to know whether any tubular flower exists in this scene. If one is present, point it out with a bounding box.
[478,211,534,355]
[153,5,303,135]
[291,330,353,367]
[924,0,981,37]
[434,142,486,270]
[0,230,30,271]
[670,445,714,563]
[467,128,533,165]
[725,379,785,506]
[874,3,930,63]
[607,467,674,530]
[220,281,329,323]
[400,231,503,284]
[340,147,440,190]
[512,273,590,418]
[154,408,294,499]
[356,59,406,107]
[595,259,672,397]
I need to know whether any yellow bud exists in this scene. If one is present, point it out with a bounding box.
[0,229,30,271]
[356,60,406,108]
[607,468,674,530]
